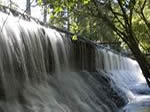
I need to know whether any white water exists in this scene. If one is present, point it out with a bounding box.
[95,49,150,112]
[0,12,149,112]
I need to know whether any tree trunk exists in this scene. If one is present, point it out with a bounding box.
[26,0,31,15]
[127,34,150,87]
[43,0,47,23]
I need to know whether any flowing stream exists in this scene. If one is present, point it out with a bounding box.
[0,12,149,112]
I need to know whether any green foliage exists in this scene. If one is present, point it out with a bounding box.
[37,0,42,5]
[72,35,78,41]
[70,22,79,33]
[82,0,90,5]
[109,0,150,53]
[36,0,150,53]
[37,0,114,42]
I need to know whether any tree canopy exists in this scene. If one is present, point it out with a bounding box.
[36,0,150,53]
[37,0,116,42]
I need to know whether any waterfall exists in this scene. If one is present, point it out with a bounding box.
[0,11,149,112]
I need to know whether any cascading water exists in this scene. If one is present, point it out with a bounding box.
[95,48,150,112]
[0,11,149,112]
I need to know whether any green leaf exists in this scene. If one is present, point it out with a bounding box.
[48,8,50,14]
[82,0,90,5]
[37,0,42,5]
[50,15,55,19]
[72,35,78,41]
[54,7,63,14]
